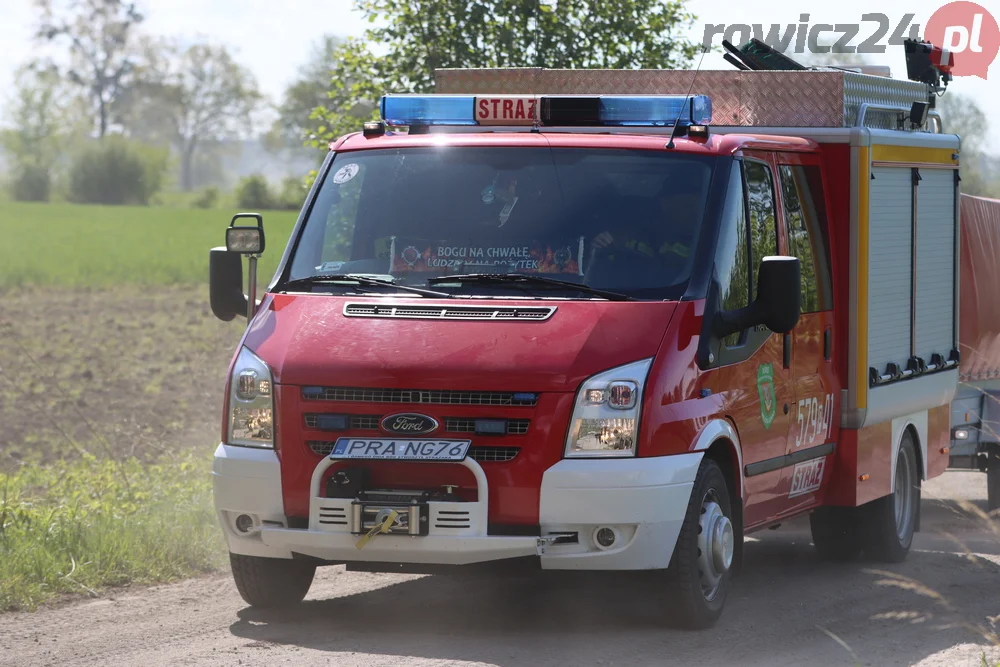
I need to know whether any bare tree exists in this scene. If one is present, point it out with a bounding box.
[128,40,262,191]
[34,0,144,138]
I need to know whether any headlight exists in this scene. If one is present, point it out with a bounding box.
[228,346,274,448]
[565,358,653,458]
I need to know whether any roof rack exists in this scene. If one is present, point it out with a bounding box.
[434,67,942,133]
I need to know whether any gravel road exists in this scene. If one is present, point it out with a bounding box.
[2,471,998,667]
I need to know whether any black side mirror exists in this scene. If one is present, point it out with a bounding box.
[210,246,248,321]
[714,256,801,338]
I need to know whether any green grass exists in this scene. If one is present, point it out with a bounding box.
[0,450,226,611]
[0,201,298,288]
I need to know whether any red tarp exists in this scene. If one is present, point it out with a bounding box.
[960,193,1000,383]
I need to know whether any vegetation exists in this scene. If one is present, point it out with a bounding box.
[67,136,169,205]
[0,201,297,288]
[0,451,225,610]
[309,0,700,147]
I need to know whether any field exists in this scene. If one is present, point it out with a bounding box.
[0,201,298,288]
[0,201,297,609]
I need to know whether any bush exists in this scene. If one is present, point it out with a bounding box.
[277,175,307,211]
[192,186,220,209]
[235,174,273,210]
[67,136,168,206]
[10,164,51,202]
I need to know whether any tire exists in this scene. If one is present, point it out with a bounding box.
[809,506,862,562]
[229,553,316,608]
[987,447,1000,512]
[859,430,920,563]
[662,458,736,630]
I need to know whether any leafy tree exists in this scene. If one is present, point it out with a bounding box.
[0,66,69,200]
[936,92,996,197]
[311,0,699,147]
[268,35,375,149]
[34,0,145,138]
[124,39,262,191]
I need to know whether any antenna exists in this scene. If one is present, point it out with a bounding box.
[666,45,709,150]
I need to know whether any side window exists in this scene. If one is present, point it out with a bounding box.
[717,162,751,348]
[779,164,833,313]
[745,161,779,301]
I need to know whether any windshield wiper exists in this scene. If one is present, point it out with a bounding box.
[427,273,633,301]
[282,273,453,299]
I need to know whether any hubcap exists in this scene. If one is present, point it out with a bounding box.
[696,492,733,601]
[894,445,916,541]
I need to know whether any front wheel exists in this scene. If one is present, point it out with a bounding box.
[859,431,920,562]
[662,458,735,630]
[229,553,316,608]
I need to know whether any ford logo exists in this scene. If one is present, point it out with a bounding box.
[380,413,439,436]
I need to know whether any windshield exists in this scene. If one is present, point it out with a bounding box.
[287,146,718,300]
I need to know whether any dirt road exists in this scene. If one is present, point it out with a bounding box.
[2,471,998,667]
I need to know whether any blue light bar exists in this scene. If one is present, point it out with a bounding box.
[380,94,477,126]
[597,95,712,126]
[377,93,712,128]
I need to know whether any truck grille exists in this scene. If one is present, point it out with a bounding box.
[343,303,555,321]
[444,418,529,435]
[304,414,381,430]
[307,441,519,462]
[305,414,530,435]
[301,387,538,407]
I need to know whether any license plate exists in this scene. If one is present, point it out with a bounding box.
[330,438,472,461]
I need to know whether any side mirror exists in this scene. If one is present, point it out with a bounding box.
[714,256,801,338]
[210,246,248,321]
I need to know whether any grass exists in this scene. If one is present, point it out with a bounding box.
[0,197,294,608]
[0,449,226,611]
[0,201,298,288]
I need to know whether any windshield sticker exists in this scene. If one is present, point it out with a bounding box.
[377,237,584,275]
[317,261,345,272]
[332,163,360,184]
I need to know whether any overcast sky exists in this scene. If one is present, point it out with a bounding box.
[0,0,996,148]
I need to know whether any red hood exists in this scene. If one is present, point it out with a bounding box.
[244,294,677,392]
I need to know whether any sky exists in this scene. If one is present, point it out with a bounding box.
[0,0,997,148]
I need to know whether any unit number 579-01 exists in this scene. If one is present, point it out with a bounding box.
[795,393,834,449]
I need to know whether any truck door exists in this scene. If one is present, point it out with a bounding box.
[774,156,838,512]
[712,154,799,528]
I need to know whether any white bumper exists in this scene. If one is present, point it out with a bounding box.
[213,443,702,570]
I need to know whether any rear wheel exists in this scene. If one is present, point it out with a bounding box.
[809,506,862,562]
[859,431,920,562]
[662,458,735,630]
[229,553,316,608]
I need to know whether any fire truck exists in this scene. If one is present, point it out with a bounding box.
[208,39,971,628]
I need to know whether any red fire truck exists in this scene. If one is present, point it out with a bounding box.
[209,42,968,628]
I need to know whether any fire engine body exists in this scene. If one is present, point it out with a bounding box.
[209,61,965,627]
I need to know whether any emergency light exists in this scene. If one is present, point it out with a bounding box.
[379,94,712,128]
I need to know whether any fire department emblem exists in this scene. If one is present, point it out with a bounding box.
[757,363,776,430]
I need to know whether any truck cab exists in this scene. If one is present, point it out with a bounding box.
[209,66,961,628]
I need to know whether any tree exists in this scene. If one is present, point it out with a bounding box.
[34,0,145,138]
[269,35,374,148]
[311,0,699,148]
[125,40,262,191]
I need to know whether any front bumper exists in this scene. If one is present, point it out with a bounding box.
[213,443,702,570]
